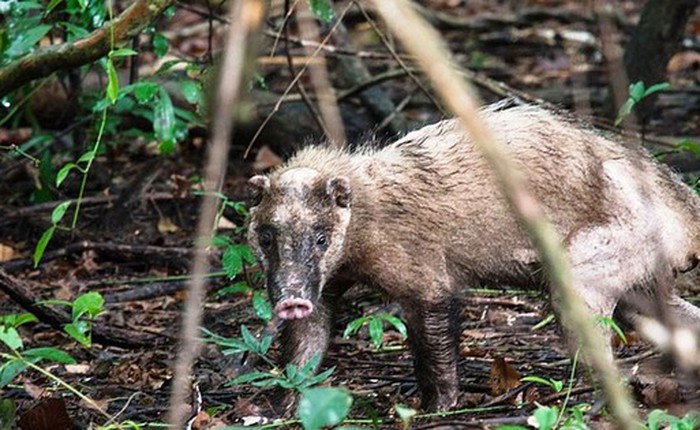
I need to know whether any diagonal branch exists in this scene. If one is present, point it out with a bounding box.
[0,0,174,98]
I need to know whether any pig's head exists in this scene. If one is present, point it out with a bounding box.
[247,167,352,320]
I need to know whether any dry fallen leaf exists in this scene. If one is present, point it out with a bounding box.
[217,216,236,230]
[158,217,180,234]
[0,243,16,261]
[489,356,521,396]
[253,145,283,171]
[64,364,91,374]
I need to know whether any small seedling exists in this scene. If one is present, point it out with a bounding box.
[521,375,564,392]
[615,81,670,126]
[343,311,408,350]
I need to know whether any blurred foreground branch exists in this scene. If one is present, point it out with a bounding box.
[165,0,265,427]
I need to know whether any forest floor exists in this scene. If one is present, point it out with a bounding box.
[2,0,700,429]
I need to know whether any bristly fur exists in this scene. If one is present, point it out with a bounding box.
[247,102,700,411]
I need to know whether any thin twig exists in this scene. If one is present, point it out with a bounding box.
[294,2,346,146]
[243,2,353,159]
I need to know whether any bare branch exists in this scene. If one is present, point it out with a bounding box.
[0,0,174,98]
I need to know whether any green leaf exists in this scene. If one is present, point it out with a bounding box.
[23,347,75,364]
[132,82,159,104]
[531,405,558,430]
[285,363,298,382]
[381,313,407,339]
[213,281,251,298]
[551,379,563,392]
[71,292,104,321]
[222,246,243,279]
[0,359,27,388]
[226,371,272,386]
[252,290,272,322]
[297,387,352,430]
[3,313,37,328]
[259,335,272,355]
[6,24,51,57]
[368,317,383,349]
[394,403,417,424]
[106,59,119,103]
[33,226,56,268]
[152,32,169,57]
[110,48,138,58]
[77,150,95,163]
[615,99,635,126]
[240,325,257,352]
[644,82,670,97]
[45,0,64,14]
[299,352,322,377]
[343,316,366,339]
[51,201,72,225]
[303,366,335,388]
[181,80,201,104]
[306,0,334,23]
[64,322,91,347]
[0,326,22,350]
[56,163,77,187]
[154,88,176,154]
[0,398,16,430]
[676,139,700,156]
[629,81,646,102]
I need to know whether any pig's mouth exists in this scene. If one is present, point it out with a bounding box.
[275,298,314,320]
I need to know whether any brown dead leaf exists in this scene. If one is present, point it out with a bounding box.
[217,216,236,230]
[191,410,228,429]
[0,243,16,261]
[253,145,283,171]
[489,356,521,396]
[18,398,72,430]
[23,381,46,399]
[640,377,681,407]
[667,51,700,74]
[158,217,180,234]
[170,174,192,198]
[64,364,91,374]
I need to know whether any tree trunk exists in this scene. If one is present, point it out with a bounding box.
[623,0,699,117]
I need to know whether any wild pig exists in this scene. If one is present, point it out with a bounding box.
[246,103,700,411]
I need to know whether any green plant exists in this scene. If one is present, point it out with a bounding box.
[395,403,418,430]
[0,312,75,388]
[521,375,564,393]
[646,410,698,430]
[32,200,71,267]
[41,291,105,347]
[298,387,353,430]
[343,311,407,350]
[595,315,627,345]
[615,81,670,126]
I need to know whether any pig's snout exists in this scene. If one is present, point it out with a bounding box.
[275,297,313,320]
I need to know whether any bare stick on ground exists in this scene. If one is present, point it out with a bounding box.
[165,1,265,427]
[371,0,640,427]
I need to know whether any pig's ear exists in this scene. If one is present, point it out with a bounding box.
[327,176,351,208]
[248,175,270,206]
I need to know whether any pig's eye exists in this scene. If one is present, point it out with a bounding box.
[315,230,328,248]
[259,229,274,249]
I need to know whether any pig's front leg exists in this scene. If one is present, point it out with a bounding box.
[402,295,461,411]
